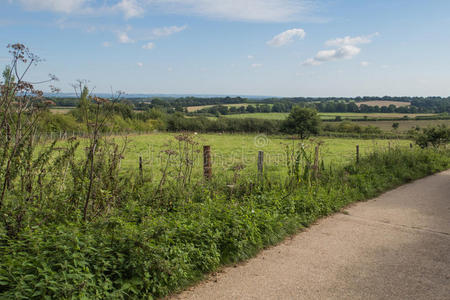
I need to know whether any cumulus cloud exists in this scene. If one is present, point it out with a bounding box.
[303,33,378,66]
[142,42,155,49]
[360,61,369,67]
[267,28,305,47]
[251,63,263,68]
[137,62,143,67]
[325,32,379,47]
[248,55,254,59]
[117,31,134,43]
[113,0,144,19]
[150,25,187,38]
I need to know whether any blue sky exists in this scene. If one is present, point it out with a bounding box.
[1,0,449,97]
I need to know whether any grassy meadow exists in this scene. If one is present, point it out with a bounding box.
[112,133,412,179]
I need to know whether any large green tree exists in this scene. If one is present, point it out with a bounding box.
[282,107,321,139]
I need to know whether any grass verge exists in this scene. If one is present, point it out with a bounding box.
[0,148,449,299]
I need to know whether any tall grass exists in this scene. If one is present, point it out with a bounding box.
[1,145,448,299]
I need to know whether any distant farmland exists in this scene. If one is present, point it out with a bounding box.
[327,119,450,131]
[186,103,249,112]
[357,101,410,107]
[49,107,75,114]
[223,112,436,121]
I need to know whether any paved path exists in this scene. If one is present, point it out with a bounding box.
[173,170,450,300]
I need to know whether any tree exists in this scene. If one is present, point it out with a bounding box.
[392,122,399,130]
[414,125,450,148]
[281,107,321,139]
[246,105,256,113]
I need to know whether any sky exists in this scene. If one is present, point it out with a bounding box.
[1,0,450,97]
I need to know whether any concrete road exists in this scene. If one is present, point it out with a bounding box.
[173,170,450,300]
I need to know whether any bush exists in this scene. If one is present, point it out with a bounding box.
[414,125,450,148]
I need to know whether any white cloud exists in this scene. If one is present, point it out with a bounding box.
[147,0,313,22]
[304,33,378,66]
[251,63,263,68]
[117,32,134,43]
[248,55,254,59]
[15,0,144,19]
[325,32,379,47]
[151,25,187,38]
[102,41,111,47]
[113,0,144,19]
[267,28,305,47]
[137,62,143,67]
[13,0,317,22]
[360,61,369,67]
[16,0,88,13]
[142,42,155,49]
[303,45,361,66]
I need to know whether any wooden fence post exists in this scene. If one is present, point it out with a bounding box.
[356,145,360,163]
[139,156,143,183]
[313,145,319,178]
[257,151,264,177]
[388,142,391,151]
[203,145,212,180]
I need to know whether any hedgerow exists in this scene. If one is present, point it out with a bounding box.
[1,147,448,299]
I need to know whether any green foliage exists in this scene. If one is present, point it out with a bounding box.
[1,146,448,299]
[282,107,321,139]
[414,125,450,148]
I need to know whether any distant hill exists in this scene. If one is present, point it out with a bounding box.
[45,93,272,100]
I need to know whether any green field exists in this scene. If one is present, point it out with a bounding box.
[49,107,75,114]
[222,112,436,121]
[115,133,411,179]
[326,119,450,131]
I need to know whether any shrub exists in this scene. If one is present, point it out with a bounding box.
[414,125,450,148]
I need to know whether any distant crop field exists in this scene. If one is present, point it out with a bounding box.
[49,107,74,114]
[356,101,410,107]
[222,112,435,121]
[223,113,288,120]
[318,112,435,120]
[186,103,249,112]
[327,119,450,131]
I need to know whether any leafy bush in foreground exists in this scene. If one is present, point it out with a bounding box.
[1,147,448,299]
